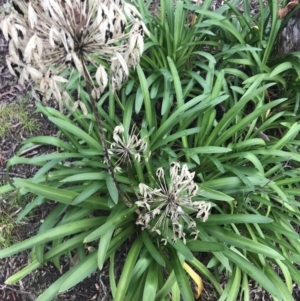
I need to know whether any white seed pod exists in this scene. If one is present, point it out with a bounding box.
[177,206,184,215]
[24,34,37,63]
[114,74,122,91]
[1,17,10,41]
[36,36,43,58]
[91,87,101,100]
[28,2,38,29]
[49,0,65,20]
[71,100,79,112]
[71,51,84,74]
[153,228,161,235]
[95,65,108,89]
[60,29,69,52]
[15,24,27,39]
[79,101,88,116]
[53,75,69,83]
[128,33,138,53]
[123,3,142,20]
[110,57,118,73]
[134,153,141,162]
[10,24,19,45]
[46,1,59,22]
[110,76,116,92]
[54,85,62,103]
[33,52,47,73]
[27,66,43,81]
[110,1,127,22]
[64,0,73,7]
[132,48,140,66]
[62,91,71,106]
[106,4,115,21]
[114,52,128,76]
[170,162,180,177]
[49,26,60,48]
[45,87,52,101]
[124,51,135,68]
[136,34,144,54]
[156,167,164,178]
[9,40,20,63]
[41,0,50,13]
[114,166,122,173]
[113,123,124,132]
[117,67,125,84]
[65,52,73,64]
[40,78,48,93]
[52,81,62,103]
[94,5,104,28]
[19,68,29,85]
[139,22,150,36]
[101,2,110,18]
[6,56,17,77]
[66,31,74,51]
[196,202,211,221]
[113,133,122,145]
[113,19,121,37]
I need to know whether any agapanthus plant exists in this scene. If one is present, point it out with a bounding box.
[1,0,147,104]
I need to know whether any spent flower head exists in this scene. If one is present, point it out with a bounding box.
[109,124,147,165]
[1,0,148,104]
[136,162,211,243]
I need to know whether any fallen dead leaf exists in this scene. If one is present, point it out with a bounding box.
[278,0,299,19]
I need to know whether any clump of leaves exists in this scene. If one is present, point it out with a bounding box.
[1,0,300,301]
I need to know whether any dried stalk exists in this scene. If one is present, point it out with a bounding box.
[82,64,132,207]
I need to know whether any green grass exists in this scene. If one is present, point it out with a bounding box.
[0,207,15,249]
[0,101,40,138]
[0,190,33,249]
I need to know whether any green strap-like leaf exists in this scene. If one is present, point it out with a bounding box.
[205,226,284,260]
[105,174,119,204]
[142,261,158,301]
[114,237,143,301]
[142,231,165,266]
[168,248,194,301]
[0,217,105,259]
[224,249,282,299]
[13,178,109,209]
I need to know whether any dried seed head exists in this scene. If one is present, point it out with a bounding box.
[109,124,148,165]
[0,0,147,106]
[136,163,211,243]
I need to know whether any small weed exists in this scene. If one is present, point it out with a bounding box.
[0,207,15,249]
[0,101,40,138]
[0,190,33,248]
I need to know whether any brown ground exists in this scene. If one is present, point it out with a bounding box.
[0,1,299,301]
